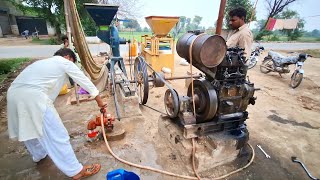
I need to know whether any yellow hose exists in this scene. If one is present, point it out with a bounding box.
[100,113,255,179]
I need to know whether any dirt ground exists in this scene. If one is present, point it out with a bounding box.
[0,51,319,180]
[0,35,51,46]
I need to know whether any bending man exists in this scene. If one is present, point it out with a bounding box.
[7,48,103,179]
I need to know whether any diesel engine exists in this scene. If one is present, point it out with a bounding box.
[165,31,256,141]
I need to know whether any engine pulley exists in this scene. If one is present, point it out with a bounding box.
[187,79,218,123]
[164,89,180,118]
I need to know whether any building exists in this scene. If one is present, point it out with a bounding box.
[0,1,56,37]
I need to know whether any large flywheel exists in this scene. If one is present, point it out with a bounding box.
[187,79,218,123]
[134,56,149,104]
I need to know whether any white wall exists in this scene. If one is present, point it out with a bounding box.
[10,25,19,35]
[0,26,3,37]
[46,21,56,36]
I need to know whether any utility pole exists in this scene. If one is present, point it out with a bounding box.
[216,0,227,35]
[64,0,80,105]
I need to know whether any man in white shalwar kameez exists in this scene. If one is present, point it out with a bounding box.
[7,48,103,179]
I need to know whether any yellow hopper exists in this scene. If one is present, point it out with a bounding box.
[145,16,180,37]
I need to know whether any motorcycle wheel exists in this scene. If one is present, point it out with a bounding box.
[248,57,258,69]
[290,70,303,88]
[260,58,273,74]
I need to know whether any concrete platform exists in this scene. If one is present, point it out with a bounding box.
[158,115,243,173]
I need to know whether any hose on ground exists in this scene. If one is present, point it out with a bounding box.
[100,113,255,179]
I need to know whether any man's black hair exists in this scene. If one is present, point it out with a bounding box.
[54,48,77,63]
[229,7,247,20]
[61,35,68,42]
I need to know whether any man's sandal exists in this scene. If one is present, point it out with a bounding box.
[72,164,101,180]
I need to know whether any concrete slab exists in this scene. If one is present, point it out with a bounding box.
[158,115,242,173]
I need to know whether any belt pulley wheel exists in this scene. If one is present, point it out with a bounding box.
[187,79,218,123]
[153,72,165,87]
[134,56,149,104]
[164,89,179,118]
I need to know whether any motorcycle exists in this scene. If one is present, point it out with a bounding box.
[248,45,264,69]
[260,51,311,88]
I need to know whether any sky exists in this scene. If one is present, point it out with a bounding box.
[134,0,320,31]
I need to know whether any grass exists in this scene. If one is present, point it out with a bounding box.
[31,37,58,45]
[118,31,185,43]
[296,49,320,58]
[119,32,152,42]
[262,35,320,42]
[0,58,31,83]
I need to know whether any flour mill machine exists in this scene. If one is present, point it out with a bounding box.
[141,16,179,76]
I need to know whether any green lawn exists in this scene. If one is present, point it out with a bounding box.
[31,37,58,45]
[262,35,320,42]
[119,32,152,42]
[119,32,186,44]
[0,58,31,83]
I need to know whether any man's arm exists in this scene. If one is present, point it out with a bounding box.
[239,32,253,60]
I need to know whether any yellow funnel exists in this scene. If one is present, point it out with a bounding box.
[145,16,180,37]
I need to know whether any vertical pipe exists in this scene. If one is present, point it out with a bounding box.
[216,0,227,35]
[64,0,80,105]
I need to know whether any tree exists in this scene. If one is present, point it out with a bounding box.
[143,27,149,32]
[98,0,141,19]
[6,0,96,39]
[185,18,192,31]
[172,16,186,40]
[311,29,320,37]
[184,16,203,31]
[191,15,202,30]
[275,8,304,40]
[123,19,141,31]
[224,0,256,28]
[262,0,298,29]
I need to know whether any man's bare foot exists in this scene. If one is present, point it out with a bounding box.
[72,164,101,180]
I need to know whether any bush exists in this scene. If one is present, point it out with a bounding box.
[0,58,30,75]
[267,34,280,41]
[255,30,272,41]
[48,37,58,45]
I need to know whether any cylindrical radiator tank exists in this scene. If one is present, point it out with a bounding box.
[176,33,227,68]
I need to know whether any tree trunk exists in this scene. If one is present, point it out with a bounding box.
[55,22,61,40]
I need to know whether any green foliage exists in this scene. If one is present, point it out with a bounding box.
[190,15,203,30]
[173,16,187,40]
[143,27,150,32]
[267,34,280,41]
[31,37,59,45]
[0,58,31,75]
[311,29,320,37]
[275,9,304,41]
[255,30,272,40]
[224,0,256,28]
[184,16,203,31]
[123,19,141,30]
[5,0,96,38]
[118,32,152,42]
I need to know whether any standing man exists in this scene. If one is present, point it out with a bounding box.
[7,48,102,179]
[226,7,253,61]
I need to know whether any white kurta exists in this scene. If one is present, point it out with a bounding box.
[7,56,99,141]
